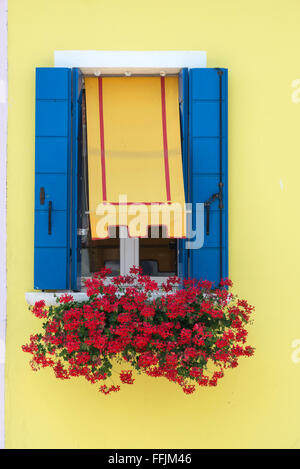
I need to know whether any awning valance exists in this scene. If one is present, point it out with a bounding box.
[85,76,186,238]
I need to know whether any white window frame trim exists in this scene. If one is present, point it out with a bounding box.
[119,227,139,275]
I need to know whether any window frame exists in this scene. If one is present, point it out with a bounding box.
[78,67,188,283]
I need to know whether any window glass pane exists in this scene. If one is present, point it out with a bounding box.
[82,238,120,276]
[139,227,177,276]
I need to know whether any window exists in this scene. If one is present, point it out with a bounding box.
[80,74,185,283]
[34,65,228,291]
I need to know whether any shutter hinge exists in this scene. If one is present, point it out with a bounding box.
[204,182,224,235]
[77,228,88,236]
[39,187,45,205]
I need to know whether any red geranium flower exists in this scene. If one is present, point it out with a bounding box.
[22,268,254,395]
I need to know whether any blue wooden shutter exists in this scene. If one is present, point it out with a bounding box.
[188,68,228,285]
[34,68,72,290]
[178,68,189,279]
[71,68,83,290]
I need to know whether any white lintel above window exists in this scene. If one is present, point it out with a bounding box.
[54,50,207,74]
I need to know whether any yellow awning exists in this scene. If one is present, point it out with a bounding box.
[85,76,186,238]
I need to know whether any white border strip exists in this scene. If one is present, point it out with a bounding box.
[54,50,206,69]
[0,0,7,450]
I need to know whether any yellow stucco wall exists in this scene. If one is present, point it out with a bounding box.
[6,0,300,449]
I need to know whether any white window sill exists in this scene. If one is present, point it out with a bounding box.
[25,277,178,306]
[25,291,89,306]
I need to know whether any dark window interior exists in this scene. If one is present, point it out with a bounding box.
[139,227,177,276]
[85,238,121,276]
